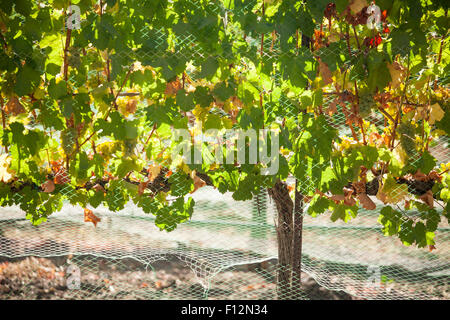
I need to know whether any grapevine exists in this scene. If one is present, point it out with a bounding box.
[0,0,447,252]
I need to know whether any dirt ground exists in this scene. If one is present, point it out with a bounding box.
[0,255,356,300]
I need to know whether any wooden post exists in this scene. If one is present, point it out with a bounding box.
[291,179,304,299]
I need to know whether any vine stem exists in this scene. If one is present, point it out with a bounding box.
[113,65,133,103]
[340,103,360,143]
[79,64,133,154]
[63,3,72,82]
[63,3,74,172]
[359,119,367,145]
[260,1,265,129]
[349,123,360,142]
[390,52,411,150]
[76,131,96,153]
[102,65,134,121]
[104,58,118,111]
[260,2,265,56]
[0,93,8,152]
[97,0,118,112]
[141,123,157,153]
[378,107,395,123]
[353,82,367,145]
[345,27,352,56]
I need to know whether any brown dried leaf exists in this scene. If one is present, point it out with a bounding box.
[190,170,206,193]
[357,193,376,210]
[92,183,106,193]
[326,99,338,116]
[138,181,148,196]
[353,181,366,194]
[387,62,406,89]
[0,21,6,33]
[84,208,101,227]
[155,281,163,290]
[329,194,346,203]
[412,170,428,182]
[4,96,26,116]
[315,189,327,197]
[231,96,244,109]
[164,78,182,96]
[404,199,411,210]
[429,103,445,125]
[369,132,383,146]
[54,168,70,185]
[319,60,333,85]
[344,196,357,206]
[419,190,434,208]
[428,171,442,183]
[41,180,55,193]
[126,99,138,114]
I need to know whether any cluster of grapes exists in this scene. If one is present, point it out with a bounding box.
[97,141,122,161]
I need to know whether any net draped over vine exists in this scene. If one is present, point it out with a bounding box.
[0,0,449,300]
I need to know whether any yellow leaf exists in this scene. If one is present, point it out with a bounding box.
[148,164,161,182]
[414,106,427,122]
[107,1,119,13]
[33,87,45,100]
[178,162,191,175]
[429,103,444,125]
[100,50,109,61]
[222,117,233,129]
[0,154,13,183]
[377,176,409,204]
[328,31,341,43]
[192,105,210,122]
[387,62,406,89]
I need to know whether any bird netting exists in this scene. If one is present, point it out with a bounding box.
[1,96,448,299]
[0,181,449,300]
[0,0,449,301]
